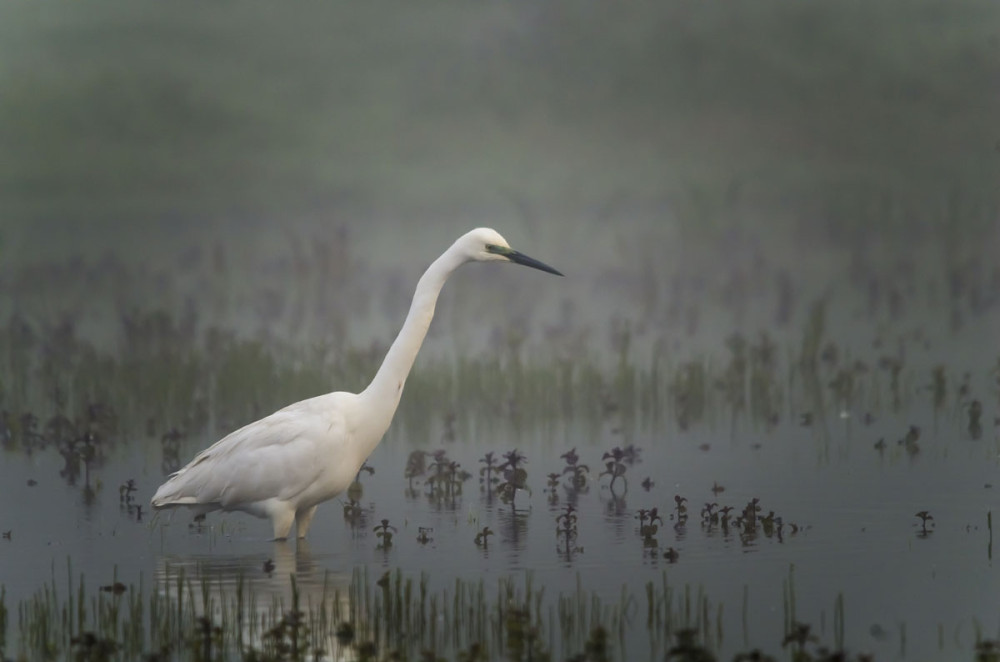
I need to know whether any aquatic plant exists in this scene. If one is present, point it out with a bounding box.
[345,462,375,503]
[503,606,550,662]
[478,451,500,492]
[497,450,529,508]
[118,479,137,504]
[599,460,627,493]
[760,511,779,538]
[636,508,663,548]
[190,616,224,662]
[545,473,561,503]
[664,627,713,662]
[976,639,1000,662]
[474,526,494,548]
[565,625,612,662]
[404,450,428,489]
[342,499,364,527]
[424,450,468,502]
[915,511,934,536]
[700,502,719,526]
[558,447,590,493]
[562,467,589,494]
[673,495,689,523]
[736,498,763,539]
[555,504,579,558]
[717,505,734,527]
[600,447,631,492]
[374,519,396,549]
[69,631,119,662]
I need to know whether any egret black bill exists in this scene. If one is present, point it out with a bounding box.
[488,245,564,276]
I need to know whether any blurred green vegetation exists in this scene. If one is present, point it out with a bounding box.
[1,0,997,253]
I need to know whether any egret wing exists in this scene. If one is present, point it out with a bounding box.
[152,396,349,509]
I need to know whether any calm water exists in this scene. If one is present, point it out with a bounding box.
[2,214,999,660]
[2,374,998,659]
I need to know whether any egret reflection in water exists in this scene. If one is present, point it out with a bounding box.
[156,540,353,659]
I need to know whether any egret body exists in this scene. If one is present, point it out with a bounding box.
[151,228,562,539]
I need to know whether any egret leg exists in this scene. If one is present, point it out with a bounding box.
[271,508,296,541]
[295,505,319,539]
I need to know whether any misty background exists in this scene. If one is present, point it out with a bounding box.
[1,0,998,358]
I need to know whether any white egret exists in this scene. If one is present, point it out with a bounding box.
[151,227,562,539]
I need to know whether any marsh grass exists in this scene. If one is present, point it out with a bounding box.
[6,560,903,662]
[2,562,727,661]
[2,177,998,482]
[1,282,997,516]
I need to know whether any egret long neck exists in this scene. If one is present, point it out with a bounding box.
[358,247,464,435]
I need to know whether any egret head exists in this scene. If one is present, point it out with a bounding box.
[459,227,564,276]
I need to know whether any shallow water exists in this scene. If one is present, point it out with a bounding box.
[2,220,999,659]
[2,372,998,660]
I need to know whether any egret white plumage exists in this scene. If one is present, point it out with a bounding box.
[151,228,562,539]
